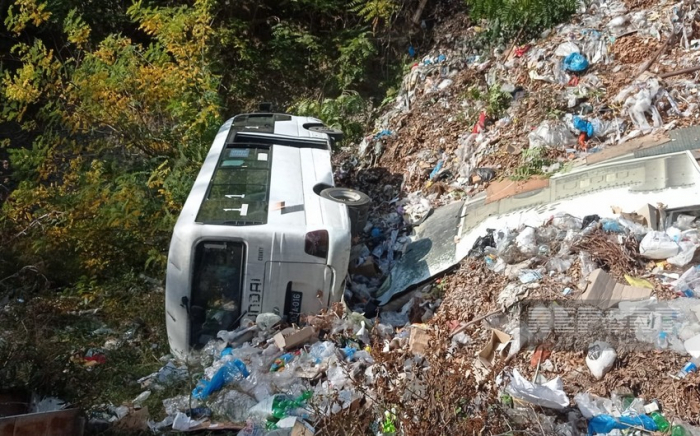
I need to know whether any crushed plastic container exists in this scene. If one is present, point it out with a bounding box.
[192,359,249,400]
[588,414,658,434]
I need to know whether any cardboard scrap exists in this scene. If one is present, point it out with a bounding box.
[611,204,660,230]
[408,324,431,356]
[478,329,512,367]
[636,203,660,230]
[578,268,653,309]
[349,257,380,277]
[291,420,316,436]
[274,326,316,351]
[485,177,549,204]
[114,407,149,432]
[585,131,670,165]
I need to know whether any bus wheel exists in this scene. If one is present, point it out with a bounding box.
[320,188,370,206]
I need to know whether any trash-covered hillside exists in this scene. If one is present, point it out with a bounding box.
[38,1,700,435]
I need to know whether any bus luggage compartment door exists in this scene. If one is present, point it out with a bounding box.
[264,262,333,324]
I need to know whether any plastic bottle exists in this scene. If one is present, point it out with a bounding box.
[650,412,670,432]
[656,331,669,350]
[672,425,690,436]
[270,391,313,420]
[676,358,699,379]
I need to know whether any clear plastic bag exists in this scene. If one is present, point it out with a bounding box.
[210,390,257,422]
[528,121,576,148]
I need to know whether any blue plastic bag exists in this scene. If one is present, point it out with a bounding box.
[563,53,589,72]
[601,219,623,233]
[192,359,249,400]
[429,160,444,180]
[588,414,658,435]
[573,116,595,138]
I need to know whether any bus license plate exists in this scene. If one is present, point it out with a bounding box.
[284,290,303,324]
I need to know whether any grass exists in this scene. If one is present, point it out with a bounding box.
[0,270,188,435]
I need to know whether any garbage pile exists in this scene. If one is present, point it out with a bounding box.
[342,0,700,204]
[429,204,700,433]
[99,203,700,435]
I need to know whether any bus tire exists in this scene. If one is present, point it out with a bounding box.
[321,188,371,237]
[320,188,370,207]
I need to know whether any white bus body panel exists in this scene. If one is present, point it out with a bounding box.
[166,115,351,360]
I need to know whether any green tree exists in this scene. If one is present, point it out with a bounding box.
[1,0,221,284]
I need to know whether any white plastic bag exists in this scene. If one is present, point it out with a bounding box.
[506,368,569,410]
[585,341,617,380]
[639,231,679,259]
[172,412,204,431]
[555,42,580,57]
[667,241,698,267]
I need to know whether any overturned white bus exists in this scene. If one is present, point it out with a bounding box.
[165,112,370,359]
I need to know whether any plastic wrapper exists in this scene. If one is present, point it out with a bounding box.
[528,120,576,148]
[308,341,336,364]
[497,283,528,308]
[210,390,258,422]
[674,266,700,297]
[554,42,580,57]
[574,392,615,419]
[518,269,543,284]
[237,420,266,436]
[546,257,573,273]
[172,412,204,431]
[676,214,699,230]
[163,395,200,416]
[506,369,569,409]
[515,227,537,255]
[552,213,582,231]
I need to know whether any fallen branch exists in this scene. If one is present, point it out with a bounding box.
[635,33,674,77]
[411,0,429,26]
[449,308,503,338]
[659,65,700,79]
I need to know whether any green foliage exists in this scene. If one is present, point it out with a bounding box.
[486,84,512,118]
[290,91,367,145]
[335,31,377,90]
[350,0,400,31]
[466,0,576,40]
[1,0,222,283]
[510,147,553,181]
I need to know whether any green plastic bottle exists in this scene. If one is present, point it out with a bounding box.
[672,425,689,436]
[650,411,670,433]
